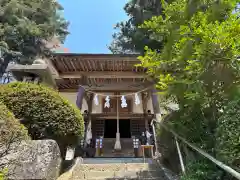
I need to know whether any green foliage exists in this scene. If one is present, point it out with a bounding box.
[139,0,240,140]
[139,0,240,108]
[0,168,8,180]
[0,0,69,75]
[139,0,240,179]
[181,159,223,180]
[0,103,28,177]
[0,102,29,146]
[109,0,166,54]
[0,82,84,148]
[166,108,214,151]
[0,172,4,180]
[215,96,240,173]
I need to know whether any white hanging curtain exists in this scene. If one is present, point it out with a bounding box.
[104,96,110,108]
[134,93,140,105]
[121,95,127,108]
[94,94,99,106]
[85,121,92,145]
[145,130,152,145]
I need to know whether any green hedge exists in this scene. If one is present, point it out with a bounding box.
[0,103,29,179]
[215,97,240,174]
[0,102,29,145]
[0,82,84,153]
[158,99,240,180]
[181,159,223,180]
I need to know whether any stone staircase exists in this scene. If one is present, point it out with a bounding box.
[71,158,168,180]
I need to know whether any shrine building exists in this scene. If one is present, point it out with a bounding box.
[7,53,166,156]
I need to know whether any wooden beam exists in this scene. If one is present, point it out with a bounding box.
[59,71,146,79]
[82,82,153,91]
[91,113,154,119]
[84,86,146,91]
[58,89,144,93]
[57,81,153,91]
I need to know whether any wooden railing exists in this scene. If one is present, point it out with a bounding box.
[151,117,240,179]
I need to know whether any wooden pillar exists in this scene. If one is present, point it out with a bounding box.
[85,92,93,125]
[76,86,86,146]
[151,88,161,114]
[114,93,121,151]
[150,87,161,155]
[141,92,149,131]
[84,92,93,147]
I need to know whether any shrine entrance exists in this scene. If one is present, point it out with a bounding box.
[103,119,133,157]
[104,120,117,138]
[119,119,131,138]
[104,119,131,138]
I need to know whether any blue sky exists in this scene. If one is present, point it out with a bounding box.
[57,0,129,53]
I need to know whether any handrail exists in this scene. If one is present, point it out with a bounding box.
[175,137,185,174]
[153,120,240,179]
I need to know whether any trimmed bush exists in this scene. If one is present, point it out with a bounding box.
[0,103,29,178]
[0,170,6,180]
[0,102,29,146]
[0,82,84,154]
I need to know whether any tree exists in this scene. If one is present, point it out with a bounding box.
[0,0,69,76]
[138,0,240,179]
[109,0,167,54]
[139,0,240,125]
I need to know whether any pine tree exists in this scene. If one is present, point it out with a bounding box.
[0,0,69,76]
[109,0,168,54]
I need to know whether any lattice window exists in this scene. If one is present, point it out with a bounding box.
[95,119,104,137]
[130,119,145,136]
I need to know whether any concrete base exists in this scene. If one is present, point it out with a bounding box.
[102,138,134,157]
[114,133,121,150]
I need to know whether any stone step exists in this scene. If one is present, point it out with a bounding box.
[72,162,166,180]
[59,158,174,180]
[83,158,152,164]
[72,170,165,179]
[79,163,154,171]
[86,178,162,180]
